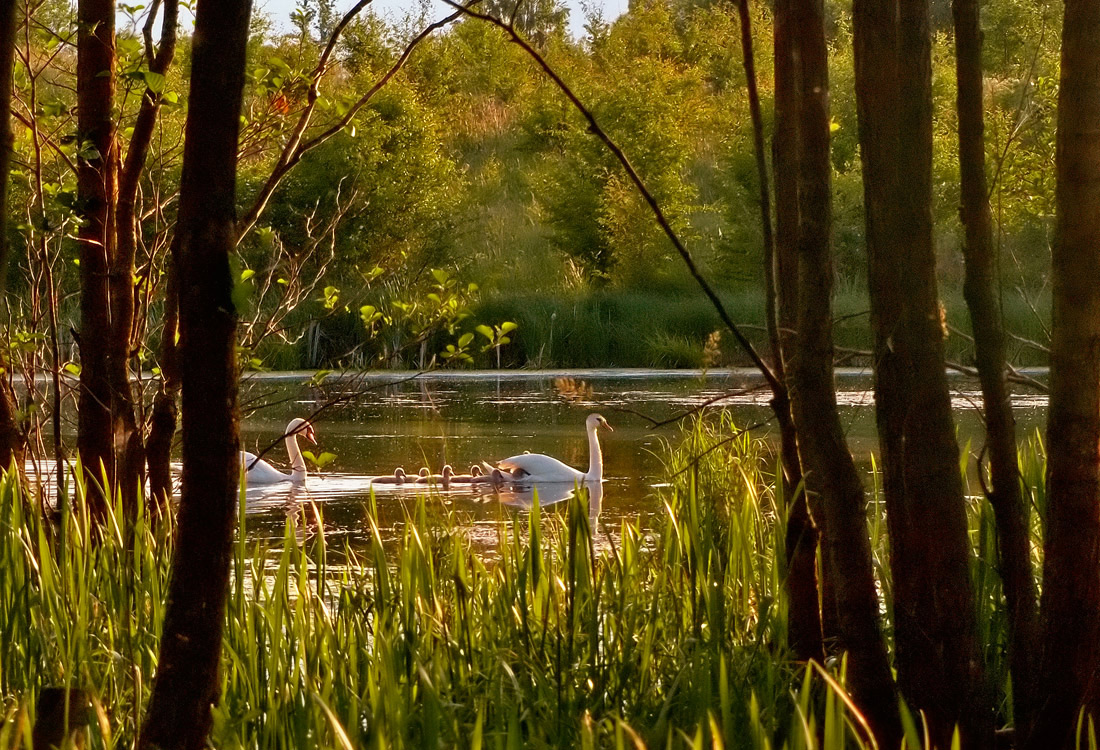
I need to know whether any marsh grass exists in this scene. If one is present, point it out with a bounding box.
[471,284,1051,370]
[0,420,1085,749]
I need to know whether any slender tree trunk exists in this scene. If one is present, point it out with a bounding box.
[784,0,900,743]
[112,0,179,514]
[146,243,180,512]
[76,0,119,514]
[772,0,799,355]
[138,0,251,744]
[952,0,1040,736]
[853,0,991,745]
[738,0,823,663]
[1028,2,1100,746]
[0,0,24,470]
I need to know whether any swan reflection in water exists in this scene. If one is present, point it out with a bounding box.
[244,481,321,545]
[475,478,604,529]
[240,469,609,550]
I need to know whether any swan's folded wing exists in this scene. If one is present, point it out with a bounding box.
[495,453,580,480]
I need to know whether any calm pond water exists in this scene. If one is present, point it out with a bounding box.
[234,368,1049,552]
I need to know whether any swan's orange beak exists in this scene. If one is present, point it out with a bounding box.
[305,427,317,444]
[602,419,614,432]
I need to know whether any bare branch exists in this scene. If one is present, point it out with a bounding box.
[236,2,462,243]
[835,345,1048,393]
[666,419,774,478]
[244,370,428,468]
[613,382,772,429]
[441,0,782,392]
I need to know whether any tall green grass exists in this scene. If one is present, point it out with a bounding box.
[258,281,1052,370]
[0,420,1084,749]
[470,283,1052,370]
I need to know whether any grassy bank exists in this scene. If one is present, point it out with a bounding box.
[253,278,1052,371]
[471,283,1052,369]
[0,419,1056,748]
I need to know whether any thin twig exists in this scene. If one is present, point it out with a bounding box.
[835,346,1048,393]
[613,382,772,429]
[243,369,428,469]
[668,419,773,477]
[236,6,467,242]
[441,0,781,393]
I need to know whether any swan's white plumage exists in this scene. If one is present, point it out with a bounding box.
[490,413,612,484]
[241,418,316,485]
[496,453,585,482]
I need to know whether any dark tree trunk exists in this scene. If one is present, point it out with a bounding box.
[784,0,900,744]
[146,242,180,512]
[1028,1,1100,746]
[137,0,251,745]
[952,0,1040,736]
[853,0,991,745]
[0,0,24,470]
[738,0,823,664]
[76,0,119,514]
[112,0,179,514]
[772,0,799,351]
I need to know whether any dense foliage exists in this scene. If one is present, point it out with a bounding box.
[11,0,1058,371]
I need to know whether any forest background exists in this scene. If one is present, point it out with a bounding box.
[17,0,1055,374]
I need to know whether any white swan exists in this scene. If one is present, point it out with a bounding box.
[491,413,613,483]
[241,418,316,485]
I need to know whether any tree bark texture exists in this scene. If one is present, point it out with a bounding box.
[739,0,822,664]
[784,0,900,744]
[1029,1,1100,746]
[138,0,251,745]
[772,0,837,651]
[146,239,180,512]
[952,0,1040,736]
[0,0,16,304]
[0,0,24,470]
[76,0,119,514]
[852,0,991,745]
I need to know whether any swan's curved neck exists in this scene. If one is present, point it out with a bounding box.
[286,432,307,481]
[585,423,603,480]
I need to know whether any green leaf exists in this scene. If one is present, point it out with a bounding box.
[458,332,474,348]
[321,285,340,310]
[229,255,252,312]
[63,362,80,376]
[360,305,382,329]
[499,321,518,334]
[143,70,166,94]
[78,140,102,162]
[475,324,494,340]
